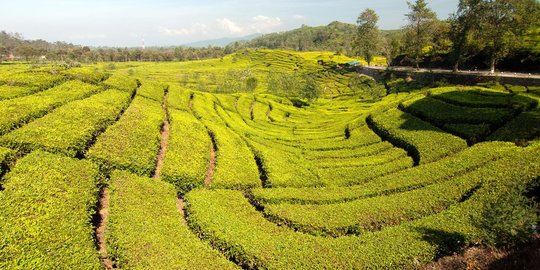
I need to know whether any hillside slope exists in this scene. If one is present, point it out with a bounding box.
[0,51,539,269]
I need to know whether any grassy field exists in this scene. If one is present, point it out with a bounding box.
[0,49,539,269]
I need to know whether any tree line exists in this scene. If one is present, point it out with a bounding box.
[355,0,540,73]
[0,31,227,63]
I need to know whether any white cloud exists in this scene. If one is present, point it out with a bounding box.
[250,15,282,33]
[159,23,208,36]
[216,15,283,35]
[216,18,244,34]
[292,15,306,20]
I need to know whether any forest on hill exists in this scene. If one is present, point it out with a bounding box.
[236,0,540,73]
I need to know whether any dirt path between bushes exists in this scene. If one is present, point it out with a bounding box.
[204,141,216,187]
[96,188,115,270]
[153,89,170,180]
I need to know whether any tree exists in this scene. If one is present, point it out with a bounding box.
[404,0,438,69]
[266,71,281,95]
[0,45,6,63]
[246,77,258,92]
[381,32,403,66]
[429,20,452,56]
[16,45,37,61]
[479,0,539,73]
[450,0,540,73]
[300,75,320,101]
[355,9,381,66]
[449,0,483,71]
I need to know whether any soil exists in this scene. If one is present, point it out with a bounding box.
[249,100,255,120]
[204,142,216,187]
[176,197,188,225]
[153,120,169,179]
[188,98,194,112]
[153,91,170,180]
[95,188,115,270]
[422,234,540,270]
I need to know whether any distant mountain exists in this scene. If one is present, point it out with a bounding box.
[183,33,263,48]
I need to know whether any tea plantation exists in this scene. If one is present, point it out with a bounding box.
[0,49,539,269]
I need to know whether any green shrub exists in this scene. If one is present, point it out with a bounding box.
[386,78,424,93]
[0,85,41,100]
[529,86,540,96]
[314,147,407,169]
[252,141,517,205]
[0,151,101,269]
[246,77,258,92]
[316,156,414,186]
[301,125,382,151]
[167,85,192,111]
[107,170,237,269]
[0,71,65,88]
[246,139,320,187]
[185,188,453,269]
[62,67,109,84]
[304,141,393,160]
[184,145,540,269]
[505,84,528,93]
[430,88,537,110]
[402,96,515,126]
[190,92,223,122]
[367,108,467,164]
[475,183,538,249]
[488,107,540,142]
[264,173,481,236]
[162,109,211,193]
[105,63,116,70]
[0,89,132,157]
[136,80,166,102]
[103,74,139,92]
[0,80,103,135]
[476,81,506,91]
[443,123,491,142]
[289,97,309,108]
[87,96,164,176]
[0,146,14,176]
[207,122,261,189]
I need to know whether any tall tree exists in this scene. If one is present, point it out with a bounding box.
[478,0,540,73]
[381,32,403,66]
[451,0,540,73]
[355,8,381,66]
[449,0,482,71]
[404,0,438,69]
[300,74,320,101]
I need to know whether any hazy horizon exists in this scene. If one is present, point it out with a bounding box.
[1,0,459,47]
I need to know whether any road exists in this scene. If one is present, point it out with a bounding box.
[365,66,540,80]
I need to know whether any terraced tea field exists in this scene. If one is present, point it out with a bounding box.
[0,50,539,269]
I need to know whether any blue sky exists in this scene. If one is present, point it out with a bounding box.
[1,0,459,47]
